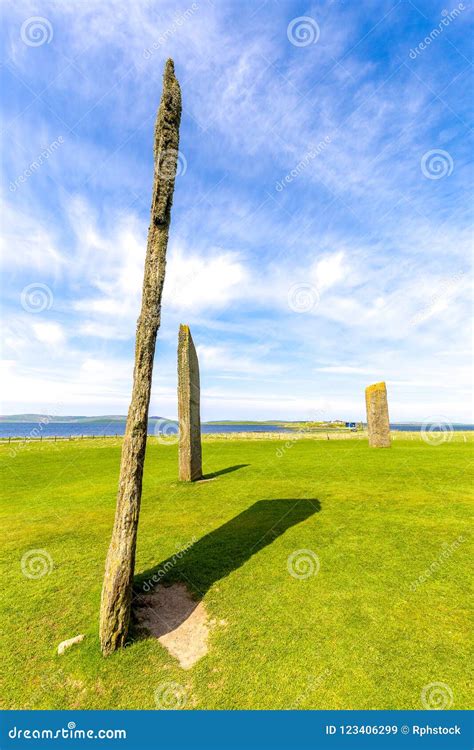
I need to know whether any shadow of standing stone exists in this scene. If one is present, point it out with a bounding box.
[365,381,391,448]
[178,324,203,480]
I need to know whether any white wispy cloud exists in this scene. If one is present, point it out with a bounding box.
[163,246,248,312]
[31,321,65,346]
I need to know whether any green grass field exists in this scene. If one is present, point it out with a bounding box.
[1,435,472,710]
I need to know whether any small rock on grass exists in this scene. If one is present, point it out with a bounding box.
[57,634,85,655]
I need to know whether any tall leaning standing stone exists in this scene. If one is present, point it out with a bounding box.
[99,59,182,656]
[365,381,391,448]
[178,325,202,481]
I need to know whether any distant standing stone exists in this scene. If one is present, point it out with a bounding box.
[178,325,202,481]
[365,381,391,448]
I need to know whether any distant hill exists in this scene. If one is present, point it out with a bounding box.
[0,414,168,424]
[1,415,281,425]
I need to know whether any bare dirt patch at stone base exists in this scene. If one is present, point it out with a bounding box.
[134,583,209,669]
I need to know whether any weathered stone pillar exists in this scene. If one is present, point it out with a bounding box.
[99,59,182,656]
[178,324,202,481]
[365,381,391,447]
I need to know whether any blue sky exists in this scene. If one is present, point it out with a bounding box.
[1,0,472,421]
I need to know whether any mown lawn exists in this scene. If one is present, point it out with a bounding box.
[1,435,472,710]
